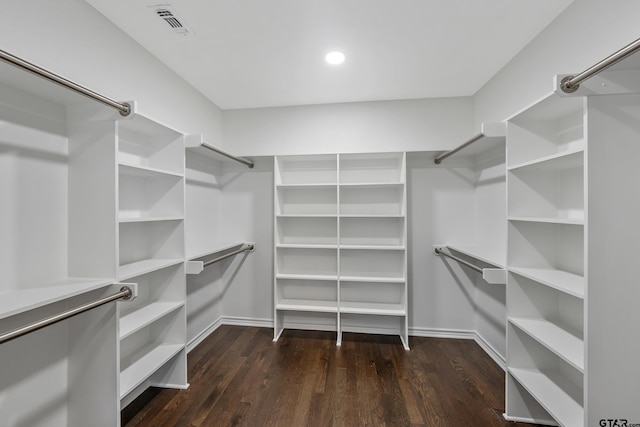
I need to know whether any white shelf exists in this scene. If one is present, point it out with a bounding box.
[0,278,113,320]
[339,214,405,218]
[339,182,404,188]
[276,299,338,313]
[338,152,405,184]
[507,154,583,221]
[276,216,338,246]
[340,275,405,283]
[118,259,184,281]
[275,154,337,185]
[509,368,583,427]
[339,216,405,247]
[340,302,406,316]
[508,217,584,226]
[276,214,338,218]
[276,183,337,189]
[509,317,584,372]
[119,162,184,179]
[118,116,184,176]
[118,216,184,223]
[276,246,337,278]
[446,244,506,268]
[276,273,339,281]
[339,245,405,251]
[120,343,184,398]
[276,185,337,216]
[276,243,338,249]
[119,302,184,339]
[508,147,584,172]
[119,165,184,221]
[509,267,584,299]
[506,95,584,167]
[339,185,404,216]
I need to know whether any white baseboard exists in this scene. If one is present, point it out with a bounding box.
[503,414,557,426]
[222,316,273,328]
[473,333,506,370]
[187,316,273,353]
[187,317,224,353]
[188,319,506,371]
[408,326,476,340]
[409,326,506,370]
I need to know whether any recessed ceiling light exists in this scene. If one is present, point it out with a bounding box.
[325,51,345,65]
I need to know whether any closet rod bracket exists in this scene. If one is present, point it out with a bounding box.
[434,246,506,284]
[186,243,255,275]
[434,247,483,273]
[560,36,640,93]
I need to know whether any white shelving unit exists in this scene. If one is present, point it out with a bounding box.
[505,84,640,425]
[115,113,188,407]
[507,66,640,425]
[273,153,409,349]
[505,93,586,427]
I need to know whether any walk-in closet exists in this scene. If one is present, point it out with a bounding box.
[2,1,640,426]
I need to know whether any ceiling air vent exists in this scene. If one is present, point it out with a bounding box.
[153,5,191,36]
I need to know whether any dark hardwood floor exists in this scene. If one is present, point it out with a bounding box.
[123,326,540,426]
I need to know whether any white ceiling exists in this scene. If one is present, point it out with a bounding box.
[86,0,573,110]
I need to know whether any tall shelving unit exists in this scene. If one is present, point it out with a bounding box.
[273,153,408,349]
[115,114,188,407]
[505,72,640,423]
[505,94,586,426]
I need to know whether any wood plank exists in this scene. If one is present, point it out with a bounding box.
[123,326,542,426]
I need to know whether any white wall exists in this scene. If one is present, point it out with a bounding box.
[217,77,510,357]
[472,150,507,360]
[184,154,224,344]
[407,153,477,335]
[217,158,274,324]
[2,0,223,147]
[212,153,486,344]
[223,97,474,156]
[184,156,273,345]
[474,0,640,126]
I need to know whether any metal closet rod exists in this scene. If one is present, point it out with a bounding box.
[434,133,484,164]
[201,141,254,169]
[434,247,483,273]
[203,243,255,268]
[561,37,640,93]
[0,286,133,345]
[0,49,132,116]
